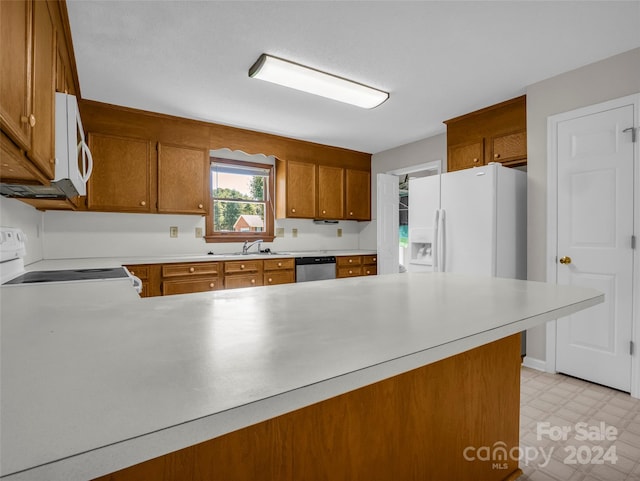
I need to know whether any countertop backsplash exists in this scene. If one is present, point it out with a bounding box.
[41,210,369,259]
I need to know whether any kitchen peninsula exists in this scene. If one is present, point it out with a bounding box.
[0,273,602,481]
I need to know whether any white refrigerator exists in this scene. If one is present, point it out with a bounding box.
[408,163,526,279]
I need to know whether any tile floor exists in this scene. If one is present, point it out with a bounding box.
[519,367,640,481]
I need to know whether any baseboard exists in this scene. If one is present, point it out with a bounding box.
[522,356,546,372]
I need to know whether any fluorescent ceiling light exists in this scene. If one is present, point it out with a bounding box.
[249,54,389,109]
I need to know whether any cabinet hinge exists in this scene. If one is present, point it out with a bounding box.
[632,235,637,250]
[623,127,637,143]
[631,341,635,356]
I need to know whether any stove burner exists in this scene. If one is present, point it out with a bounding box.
[3,267,129,285]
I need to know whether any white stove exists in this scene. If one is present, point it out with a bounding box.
[0,227,142,293]
[0,227,28,284]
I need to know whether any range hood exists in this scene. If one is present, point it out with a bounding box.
[1,93,92,200]
[0,179,80,199]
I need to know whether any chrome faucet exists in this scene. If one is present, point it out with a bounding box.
[242,239,264,255]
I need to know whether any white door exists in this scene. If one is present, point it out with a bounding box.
[440,165,496,276]
[555,104,635,392]
[376,173,399,275]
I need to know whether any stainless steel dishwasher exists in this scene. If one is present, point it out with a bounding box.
[295,256,337,282]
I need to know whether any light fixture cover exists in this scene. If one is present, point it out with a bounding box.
[249,54,388,109]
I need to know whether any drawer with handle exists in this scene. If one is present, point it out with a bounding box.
[162,262,220,278]
[224,260,263,274]
[162,277,220,296]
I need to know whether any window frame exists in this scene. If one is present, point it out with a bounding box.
[204,157,276,243]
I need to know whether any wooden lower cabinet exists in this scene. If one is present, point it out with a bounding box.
[161,262,221,296]
[163,277,221,296]
[91,334,522,481]
[362,255,377,276]
[263,258,295,286]
[336,255,377,278]
[124,264,161,298]
[224,260,263,289]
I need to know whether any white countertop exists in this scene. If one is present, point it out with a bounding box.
[23,249,376,271]
[0,273,602,481]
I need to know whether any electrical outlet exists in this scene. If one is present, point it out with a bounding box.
[170,226,178,238]
[195,227,203,238]
[337,228,343,238]
[276,227,285,238]
[292,228,298,238]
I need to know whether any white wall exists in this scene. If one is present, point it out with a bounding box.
[0,198,44,265]
[526,47,640,362]
[359,133,447,250]
[42,210,362,259]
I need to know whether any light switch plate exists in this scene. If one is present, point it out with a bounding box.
[170,226,178,238]
[195,227,203,238]
[292,228,298,238]
[276,227,285,238]
[337,228,342,237]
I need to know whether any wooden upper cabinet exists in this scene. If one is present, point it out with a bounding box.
[280,160,317,218]
[448,140,484,172]
[0,0,56,181]
[491,130,527,166]
[345,169,370,221]
[444,96,526,172]
[317,165,344,219]
[29,0,56,179]
[0,0,32,153]
[157,143,209,214]
[87,133,153,212]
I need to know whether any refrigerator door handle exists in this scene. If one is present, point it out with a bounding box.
[432,209,440,272]
[438,209,446,272]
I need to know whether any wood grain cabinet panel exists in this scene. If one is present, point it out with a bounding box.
[337,256,362,267]
[444,95,526,172]
[87,133,153,212]
[317,165,344,219]
[491,129,527,165]
[337,266,362,278]
[29,0,56,179]
[157,143,209,214]
[0,0,32,154]
[448,140,484,171]
[278,160,317,218]
[163,277,221,296]
[0,0,57,183]
[263,258,295,286]
[224,260,264,289]
[162,262,220,278]
[92,334,522,481]
[345,169,370,220]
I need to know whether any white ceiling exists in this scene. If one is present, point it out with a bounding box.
[66,1,640,154]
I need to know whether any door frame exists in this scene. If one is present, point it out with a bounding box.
[545,93,640,397]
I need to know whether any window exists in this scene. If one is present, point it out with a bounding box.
[205,158,275,242]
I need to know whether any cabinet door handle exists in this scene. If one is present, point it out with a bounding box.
[291,208,296,213]
[21,115,36,127]
[140,201,146,206]
[322,210,326,214]
[209,282,215,288]
[348,259,353,263]
[473,158,479,163]
[277,262,282,267]
[251,279,256,284]
[240,264,245,269]
[268,277,273,283]
[348,270,353,274]
[198,204,203,209]
[366,270,370,275]
[189,267,195,273]
[372,258,376,262]
[349,211,354,216]
[494,153,500,159]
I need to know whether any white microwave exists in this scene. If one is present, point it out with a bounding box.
[0,93,93,199]
[54,92,93,197]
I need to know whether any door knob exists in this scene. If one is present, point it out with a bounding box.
[559,256,572,265]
